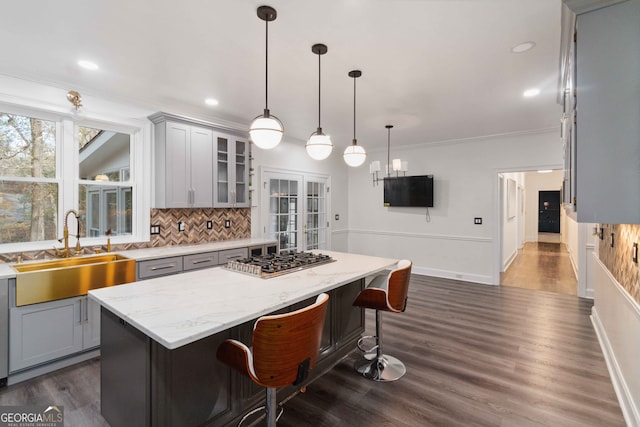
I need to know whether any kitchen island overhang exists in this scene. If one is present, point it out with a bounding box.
[89,250,398,427]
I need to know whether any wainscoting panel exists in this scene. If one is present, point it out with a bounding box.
[592,254,640,427]
[348,229,493,284]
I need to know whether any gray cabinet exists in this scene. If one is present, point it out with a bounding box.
[214,134,249,208]
[100,280,364,427]
[137,256,183,280]
[218,248,248,264]
[153,119,214,208]
[7,281,104,373]
[1,278,7,384]
[183,251,220,271]
[136,243,275,280]
[561,1,640,223]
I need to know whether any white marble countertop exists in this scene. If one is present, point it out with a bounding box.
[89,250,397,350]
[0,263,16,280]
[115,238,277,261]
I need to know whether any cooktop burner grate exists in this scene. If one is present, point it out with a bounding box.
[224,250,335,278]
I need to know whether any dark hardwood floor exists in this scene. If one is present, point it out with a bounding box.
[0,275,625,426]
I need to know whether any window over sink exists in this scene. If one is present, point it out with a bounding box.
[0,105,149,251]
[77,126,133,238]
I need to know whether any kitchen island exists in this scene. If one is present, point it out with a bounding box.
[89,250,397,427]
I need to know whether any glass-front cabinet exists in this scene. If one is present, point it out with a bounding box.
[214,134,249,208]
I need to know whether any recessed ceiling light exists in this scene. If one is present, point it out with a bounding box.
[77,59,99,71]
[537,170,553,174]
[511,41,536,53]
[523,88,540,98]
[205,98,219,106]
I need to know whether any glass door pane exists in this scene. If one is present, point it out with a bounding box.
[235,140,246,204]
[217,137,228,204]
[267,176,301,251]
[305,178,327,250]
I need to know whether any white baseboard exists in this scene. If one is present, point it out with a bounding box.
[592,309,639,427]
[503,249,517,271]
[412,266,494,285]
[592,258,640,427]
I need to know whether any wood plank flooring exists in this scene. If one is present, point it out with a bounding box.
[501,242,578,296]
[0,275,624,426]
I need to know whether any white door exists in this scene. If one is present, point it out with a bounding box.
[262,171,330,251]
[304,177,329,250]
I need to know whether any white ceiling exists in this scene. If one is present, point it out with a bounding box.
[0,0,562,151]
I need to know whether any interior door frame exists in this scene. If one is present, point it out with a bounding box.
[260,167,331,251]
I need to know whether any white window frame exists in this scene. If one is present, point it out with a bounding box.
[0,102,151,254]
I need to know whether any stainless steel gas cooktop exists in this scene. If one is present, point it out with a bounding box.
[224,250,335,279]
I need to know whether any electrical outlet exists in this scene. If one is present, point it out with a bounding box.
[178,221,185,232]
[150,225,161,235]
[206,220,213,230]
[335,214,340,221]
[474,217,482,225]
[225,220,231,228]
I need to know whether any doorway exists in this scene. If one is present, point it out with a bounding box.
[261,170,330,251]
[538,190,560,233]
[497,170,577,295]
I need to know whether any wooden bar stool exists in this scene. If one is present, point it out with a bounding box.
[353,260,412,382]
[216,293,329,426]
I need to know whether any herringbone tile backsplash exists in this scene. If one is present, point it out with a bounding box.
[149,208,250,246]
[599,223,640,304]
[0,208,250,263]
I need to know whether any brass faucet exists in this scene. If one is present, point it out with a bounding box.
[106,228,112,252]
[55,209,82,257]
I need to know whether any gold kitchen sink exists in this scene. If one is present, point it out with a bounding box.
[12,254,136,306]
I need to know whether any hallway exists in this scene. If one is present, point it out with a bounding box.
[501,237,577,296]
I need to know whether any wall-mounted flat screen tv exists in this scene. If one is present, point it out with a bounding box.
[383,175,434,207]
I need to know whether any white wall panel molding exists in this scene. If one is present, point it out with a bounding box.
[591,255,640,427]
[348,230,493,284]
[348,229,492,243]
[412,266,493,286]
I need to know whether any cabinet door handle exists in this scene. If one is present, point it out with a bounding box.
[150,263,176,271]
[79,298,83,324]
[85,298,89,323]
[191,258,212,265]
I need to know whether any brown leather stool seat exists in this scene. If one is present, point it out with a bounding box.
[217,293,329,426]
[353,259,412,382]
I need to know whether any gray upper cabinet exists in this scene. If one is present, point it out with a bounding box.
[561,1,640,223]
[214,134,249,208]
[153,119,214,208]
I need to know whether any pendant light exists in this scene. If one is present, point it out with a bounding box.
[343,70,367,167]
[249,6,283,150]
[306,44,333,160]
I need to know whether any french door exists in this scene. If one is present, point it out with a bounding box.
[262,170,329,251]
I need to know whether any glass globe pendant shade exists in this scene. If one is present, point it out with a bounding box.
[249,111,283,149]
[306,130,333,160]
[343,142,366,167]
